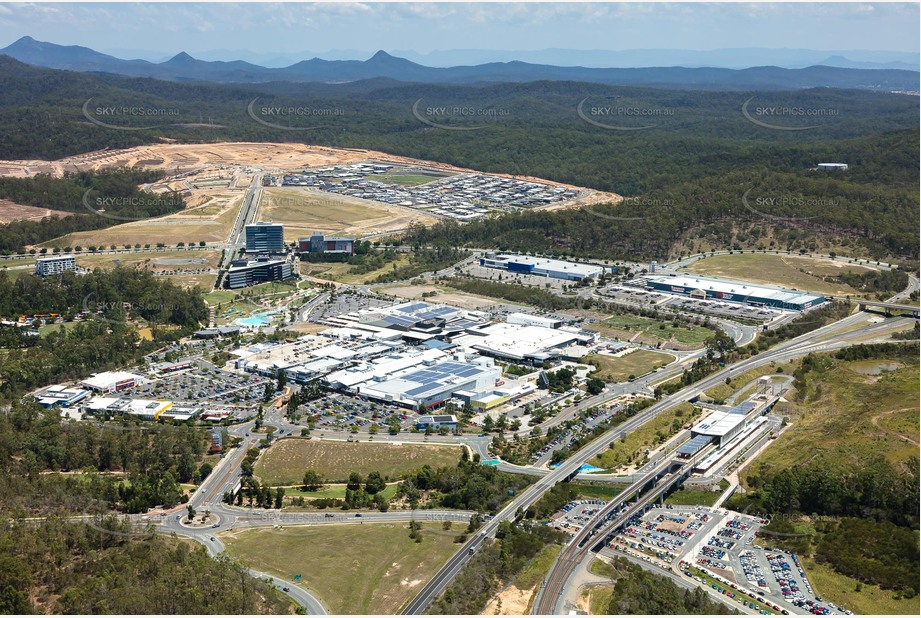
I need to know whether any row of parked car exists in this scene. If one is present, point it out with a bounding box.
[740,549,769,588]
[708,534,736,551]
[686,562,789,615]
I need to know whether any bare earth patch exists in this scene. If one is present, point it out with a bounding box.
[482,584,533,615]
[0,199,73,223]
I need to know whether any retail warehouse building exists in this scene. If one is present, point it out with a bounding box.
[479,254,608,281]
[642,274,825,311]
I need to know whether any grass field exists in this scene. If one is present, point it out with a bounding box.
[665,486,723,506]
[72,249,218,270]
[800,556,919,615]
[590,402,696,471]
[240,280,298,298]
[254,438,465,484]
[684,253,880,296]
[581,585,614,615]
[282,483,399,503]
[569,481,630,500]
[704,363,793,402]
[589,558,616,578]
[221,522,459,614]
[42,194,242,248]
[582,349,675,383]
[741,356,919,475]
[301,254,412,284]
[585,314,714,348]
[375,173,444,186]
[203,289,238,305]
[0,257,37,268]
[38,320,80,336]
[514,544,563,591]
[163,274,217,290]
[258,187,435,240]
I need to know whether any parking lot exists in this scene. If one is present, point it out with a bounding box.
[532,402,623,467]
[602,505,850,615]
[454,262,574,291]
[309,292,394,323]
[664,297,781,322]
[296,393,418,433]
[610,505,715,568]
[123,364,271,413]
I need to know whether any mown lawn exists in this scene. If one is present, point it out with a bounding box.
[254,438,464,484]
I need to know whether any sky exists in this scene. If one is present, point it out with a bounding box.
[0,1,917,61]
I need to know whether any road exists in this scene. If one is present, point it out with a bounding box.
[401,308,913,614]
[215,173,263,288]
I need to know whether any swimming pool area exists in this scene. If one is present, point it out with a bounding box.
[235,312,277,327]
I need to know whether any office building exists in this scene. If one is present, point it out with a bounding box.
[299,232,355,255]
[245,222,285,252]
[225,257,295,289]
[35,255,76,277]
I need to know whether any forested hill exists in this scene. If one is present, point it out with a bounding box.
[0,57,917,260]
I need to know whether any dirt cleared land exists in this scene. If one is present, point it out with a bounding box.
[221,523,459,615]
[0,142,374,178]
[258,187,436,239]
[40,193,243,249]
[0,142,617,214]
[378,283,510,310]
[0,200,74,224]
[75,249,222,270]
[253,438,464,484]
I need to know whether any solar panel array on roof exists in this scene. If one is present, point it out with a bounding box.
[406,383,437,396]
[400,302,430,313]
[382,315,418,328]
[446,319,480,329]
[677,434,712,456]
[398,361,487,397]
[418,307,457,320]
[729,401,757,415]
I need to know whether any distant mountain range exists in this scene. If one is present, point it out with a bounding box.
[93,46,920,71]
[2,36,918,91]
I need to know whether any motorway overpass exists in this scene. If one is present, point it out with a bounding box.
[532,448,707,615]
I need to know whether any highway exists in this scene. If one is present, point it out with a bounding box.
[534,454,706,614]
[400,308,914,614]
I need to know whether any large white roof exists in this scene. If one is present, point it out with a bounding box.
[692,410,747,437]
[645,274,823,305]
[492,254,604,277]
